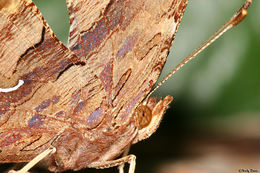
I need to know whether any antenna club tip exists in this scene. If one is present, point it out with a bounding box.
[242,9,248,16]
[232,9,248,26]
[232,2,250,27]
[245,0,252,9]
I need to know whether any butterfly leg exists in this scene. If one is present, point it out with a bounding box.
[88,154,136,173]
[8,147,56,173]
[118,145,131,173]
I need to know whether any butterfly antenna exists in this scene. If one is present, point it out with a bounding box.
[147,0,252,98]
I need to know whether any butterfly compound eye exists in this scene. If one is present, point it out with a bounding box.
[135,105,152,129]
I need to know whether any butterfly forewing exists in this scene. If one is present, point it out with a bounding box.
[67,0,188,124]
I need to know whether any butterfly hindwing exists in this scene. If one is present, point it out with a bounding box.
[0,0,106,162]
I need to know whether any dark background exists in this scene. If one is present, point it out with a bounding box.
[2,0,260,173]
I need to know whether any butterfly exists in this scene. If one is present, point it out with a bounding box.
[0,0,251,172]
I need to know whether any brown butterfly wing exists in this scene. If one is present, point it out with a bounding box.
[0,0,106,162]
[66,0,188,124]
[0,0,188,169]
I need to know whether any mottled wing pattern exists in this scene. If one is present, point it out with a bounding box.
[0,0,188,166]
[0,0,106,162]
[67,0,188,125]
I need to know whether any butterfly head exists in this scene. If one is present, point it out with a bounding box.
[133,96,173,143]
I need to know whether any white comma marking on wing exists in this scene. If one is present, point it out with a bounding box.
[0,79,24,93]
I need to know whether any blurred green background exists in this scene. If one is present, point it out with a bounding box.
[5,0,260,173]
